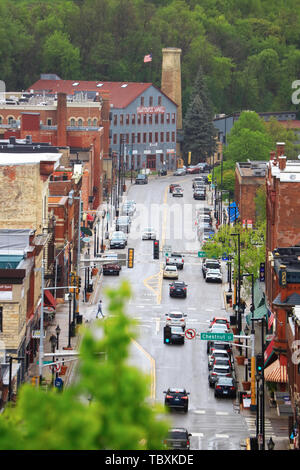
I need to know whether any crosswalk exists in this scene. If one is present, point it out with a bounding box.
[244,416,289,439]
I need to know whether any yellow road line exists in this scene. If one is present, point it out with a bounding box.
[131,338,156,402]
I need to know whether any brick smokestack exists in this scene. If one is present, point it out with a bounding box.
[57,92,67,146]
[161,48,182,141]
[278,156,287,171]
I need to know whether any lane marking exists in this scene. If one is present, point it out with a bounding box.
[131,339,156,402]
[215,434,229,439]
[194,409,206,414]
[216,411,229,416]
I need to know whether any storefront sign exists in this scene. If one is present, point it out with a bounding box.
[0,285,12,300]
[137,106,165,114]
[32,330,46,339]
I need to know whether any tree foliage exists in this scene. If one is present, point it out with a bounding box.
[0,282,169,450]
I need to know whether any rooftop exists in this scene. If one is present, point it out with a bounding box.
[236,161,268,178]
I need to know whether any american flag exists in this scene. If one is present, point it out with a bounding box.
[144,53,152,63]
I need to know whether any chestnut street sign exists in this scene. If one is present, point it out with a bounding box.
[200,332,234,341]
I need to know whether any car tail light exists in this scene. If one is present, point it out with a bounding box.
[182,258,184,263]
[182,396,188,400]
[183,287,186,290]
[170,287,174,290]
[215,386,221,390]
[166,258,169,262]
[186,440,190,446]
[212,372,216,376]
[166,395,173,399]
[226,373,231,377]
[180,319,184,322]
[230,387,235,390]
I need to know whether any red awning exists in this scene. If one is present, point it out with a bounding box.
[264,338,275,366]
[264,356,287,383]
[44,289,56,309]
[87,213,94,221]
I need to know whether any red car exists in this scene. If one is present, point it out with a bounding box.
[209,317,230,330]
[102,263,121,275]
[186,165,200,174]
[169,183,181,193]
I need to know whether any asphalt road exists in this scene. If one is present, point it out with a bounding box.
[101,173,250,450]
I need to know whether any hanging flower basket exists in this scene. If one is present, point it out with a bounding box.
[59,365,67,376]
[92,267,98,276]
[242,381,251,391]
[236,355,246,365]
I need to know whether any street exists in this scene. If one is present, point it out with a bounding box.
[100,174,251,450]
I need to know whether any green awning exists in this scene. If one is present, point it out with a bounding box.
[254,280,265,309]
[246,304,268,325]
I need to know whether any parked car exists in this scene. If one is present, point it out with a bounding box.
[121,203,135,216]
[193,189,206,200]
[165,252,184,269]
[109,231,127,249]
[167,326,185,344]
[141,227,157,240]
[172,187,184,197]
[163,265,179,279]
[135,174,148,184]
[214,377,237,398]
[169,183,181,193]
[173,168,186,176]
[192,177,206,188]
[159,168,167,176]
[207,340,232,355]
[102,262,121,276]
[116,216,131,233]
[169,281,187,298]
[209,317,230,329]
[164,388,190,412]
[206,268,222,283]
[208,323,229,334]
[210,357,233,371]
[164,428,192,449]
[186,165,200,174]
[208,364,232,387]
[202,259,221,278]
[208,350,232,370]
[165,311,187,329]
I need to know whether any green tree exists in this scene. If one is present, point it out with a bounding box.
[0,282,169,450]
[42,30,81,79]
[264,117,300,160]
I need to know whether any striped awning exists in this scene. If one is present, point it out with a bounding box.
[264,356,287,383]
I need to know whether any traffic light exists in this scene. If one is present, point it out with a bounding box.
[259,262,265,282]
[164,325,172,344]
[128,248,134,268]
[256,353,264,376]
[70,272,76,293]
[153,240,159,259]
[76,276,82,292]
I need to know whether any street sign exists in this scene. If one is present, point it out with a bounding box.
[198,251,206,258]
[185,328,196,340]
[200,332,234,341]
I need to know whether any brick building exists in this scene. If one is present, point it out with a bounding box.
[234,161,268,227]
[0,90,106,211]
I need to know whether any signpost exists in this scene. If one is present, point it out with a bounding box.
[185,328,196,340]
[198,251,206,258]
[200,332,234,342]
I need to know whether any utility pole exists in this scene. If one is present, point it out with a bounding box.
[39,258,45,384]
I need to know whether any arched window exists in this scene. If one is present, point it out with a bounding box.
[70,118,76,126]
[87,118,92,127]
[78,118,83,126]
[93,118,97,126]
[0,116,3,124]
[8,116,15,124]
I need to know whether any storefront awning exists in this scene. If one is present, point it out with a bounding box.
[44,289,56,309]
[264,338,276,366]
[227,202,239,222]
[264,356,287,383]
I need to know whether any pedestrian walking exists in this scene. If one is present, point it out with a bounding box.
[96,299,104,318]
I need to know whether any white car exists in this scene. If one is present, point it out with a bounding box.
[142,227,157,240]
[163,265,179,279]
[165,311,187,329]
[205,268,222,283]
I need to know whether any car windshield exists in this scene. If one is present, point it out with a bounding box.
[168,431,187,440]
[169,313,183,318]
[166,266,177,271]
[214,367,230,373]
[173,282,184,287]
[169,388,185,393]
[144,228,154,232]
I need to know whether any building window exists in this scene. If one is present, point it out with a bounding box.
[149,133,152,143]
[7,116,15,124]
[166,132,170,142]
[166,113,170,124]
[137,155,141,168]
[155,132,158,143]
[172,131,175,142]
[143,114,147,125]
[155,114,159,124]
[158,96,162,105]
[149,96,153,106]
[126,133,129,144]
[120,114,124,125]
[126,114,130,125]
[137,133,141,143]
[70,118,76,126]
[78,118,83,126]
[217,152,220,161]
[143,133,147,143]
[161,114,164,124]
[160,132,164,143]
[141,97,144,106]
[120,133,124,144]
[131,114,136,125]
[132,133,135,144]
[172,113,176,124]
[149,114,152,125]
[93,118,97,126]
[0,116,2,124]
[47,118,52,126]
[137,114,141,125]
[114,114,117,125]
[113,134,117,144]
[87,118,92,126]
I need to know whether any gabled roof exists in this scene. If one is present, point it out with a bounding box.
[27,79,153,109]
[27,78,178,109]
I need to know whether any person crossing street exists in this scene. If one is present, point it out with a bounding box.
[96,299,104,318]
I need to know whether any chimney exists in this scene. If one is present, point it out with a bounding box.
[276,142,285,157]
[278,155,287,171]
[57,92,67,146]
[270,150,276,161]
[161,48,182,130]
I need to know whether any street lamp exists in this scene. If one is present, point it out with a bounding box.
[55,324,61,350]
[49,334,57,386]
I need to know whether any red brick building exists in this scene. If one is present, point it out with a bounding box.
[235,161,267,227]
